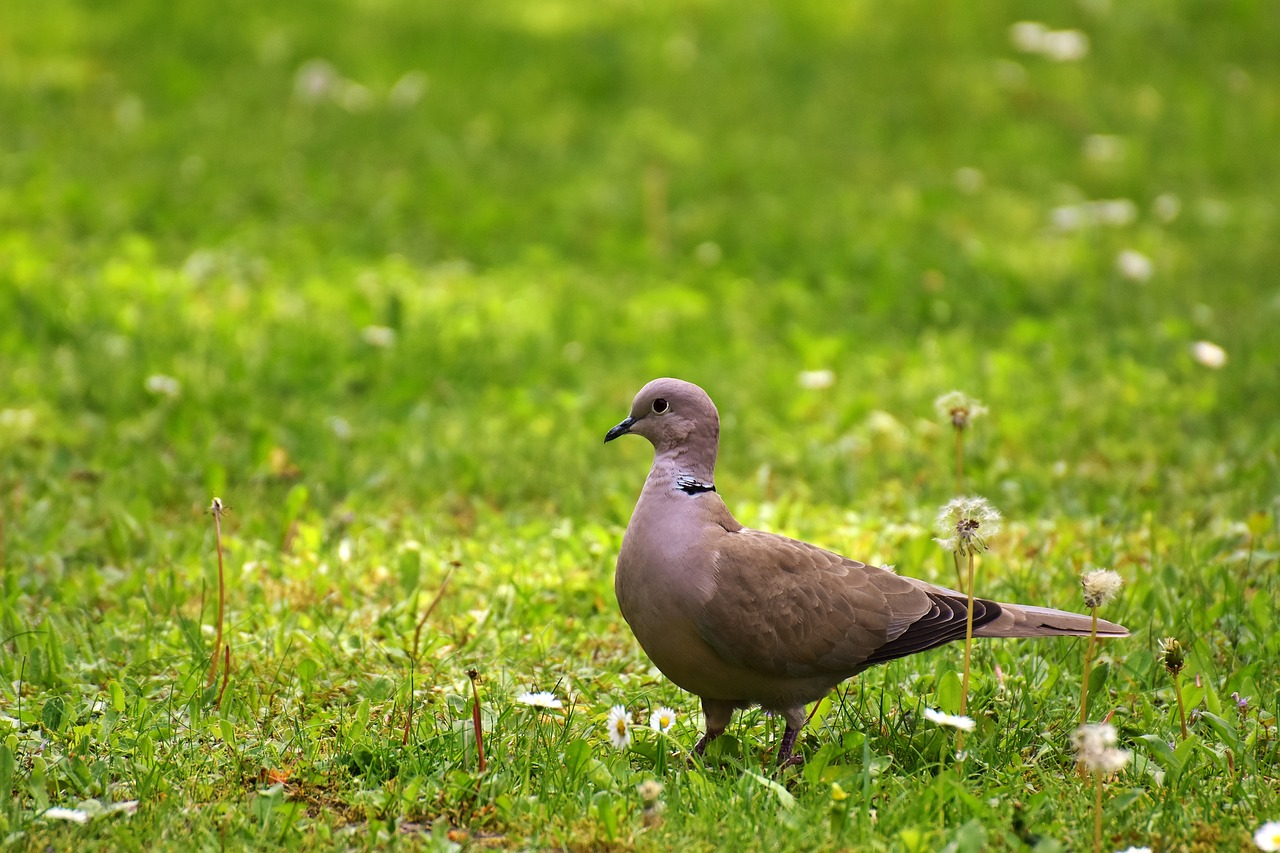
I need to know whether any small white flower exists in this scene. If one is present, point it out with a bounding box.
[1116,847,1152,853]
[954,167,984,194]
[1097,199,1138,226]
[1153,193,1182,223]
[388,71,429,109]
[1042,29,1090,62]
[1191,341,1227,369]
[1073,723,1131,775]
[43,807,91,824]
[516,691,563,710]
[1081,569,1124,609]
[649,706,677,732]
[1084,134,1124,164]
[294,59,340,103]
[606,705,632,749]
[1116,249,1153,282]
[798,369,835,390]
[1009,21,1048,53]
[1256,821,1280,851]
[361,325,397,348]
[923,708,976,732]
[144,374,182,398]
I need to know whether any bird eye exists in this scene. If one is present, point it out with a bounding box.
[651,398,669,414]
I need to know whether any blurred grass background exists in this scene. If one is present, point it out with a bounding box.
[2,0,1279,848]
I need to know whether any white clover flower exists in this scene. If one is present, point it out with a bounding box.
[923,708,976,732]
[1081,569,1124,609]
[1116,249,1153,282]
[1116,847,1152,853]
[144,374,182,398]
[934,390,987,430]
[516,691,563,710]
[649,706,677,732]
[1073,723,1130,775]
[1256,821,1280,851]
[798,369,835,390]
[606,705,632,749]
[934,496,1002,556]
[1191,341,1227,369]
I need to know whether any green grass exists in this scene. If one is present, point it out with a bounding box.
[2,0,1279,849]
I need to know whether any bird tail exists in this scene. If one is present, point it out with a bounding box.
[975,602,1128,639]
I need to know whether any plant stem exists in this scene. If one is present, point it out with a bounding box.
[954,428,964,493]
[1173,671,1189,740]
[1079,609,1098,725]
[207,501,226,687]
[960,550,976,716]
[1093,773,1103,853]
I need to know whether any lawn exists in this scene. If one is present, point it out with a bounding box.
[2,0,1279,849]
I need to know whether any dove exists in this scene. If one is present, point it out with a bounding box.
[604,377,1127,766]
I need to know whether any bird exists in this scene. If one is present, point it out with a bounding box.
[604,377,1128,766]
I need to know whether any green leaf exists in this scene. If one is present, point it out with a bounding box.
[937,669,963,715]
[41,695,66,732]
[110,681,126,713]
[219,717,235,746]
[0,744,14,795]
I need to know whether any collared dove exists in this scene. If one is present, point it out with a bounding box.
[605,378,1128,766]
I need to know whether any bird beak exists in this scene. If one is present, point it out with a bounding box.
[604,416,636,444]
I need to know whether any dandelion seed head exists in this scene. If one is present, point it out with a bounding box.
[1073,723,1130,775]
[934,496,1002,556]
[606,705,632,749]
[934,390,987,430]
[1081,569,1124,609]
[637,780,664,803]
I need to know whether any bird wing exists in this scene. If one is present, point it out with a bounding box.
[695,528,1003,678]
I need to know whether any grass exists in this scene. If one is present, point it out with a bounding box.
[2,0,1279,849]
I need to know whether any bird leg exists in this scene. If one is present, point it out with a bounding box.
[775,706,809,767]
[694,699,736,756]
[693,728,723,755]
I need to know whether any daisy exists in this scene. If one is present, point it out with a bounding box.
[1256,821,1280,851]
[923,708,976,732]
[606,705,632,749]
[649,706,677,733]
[515,691,563,710]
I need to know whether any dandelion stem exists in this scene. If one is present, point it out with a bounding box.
[1079,609,1098,725]
[206,499,226,687]
[954,428,964,493]
[1173,671,1189,741]
[960,550,976,716]
[1093,772,1103,853]
[469,668,487,774]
